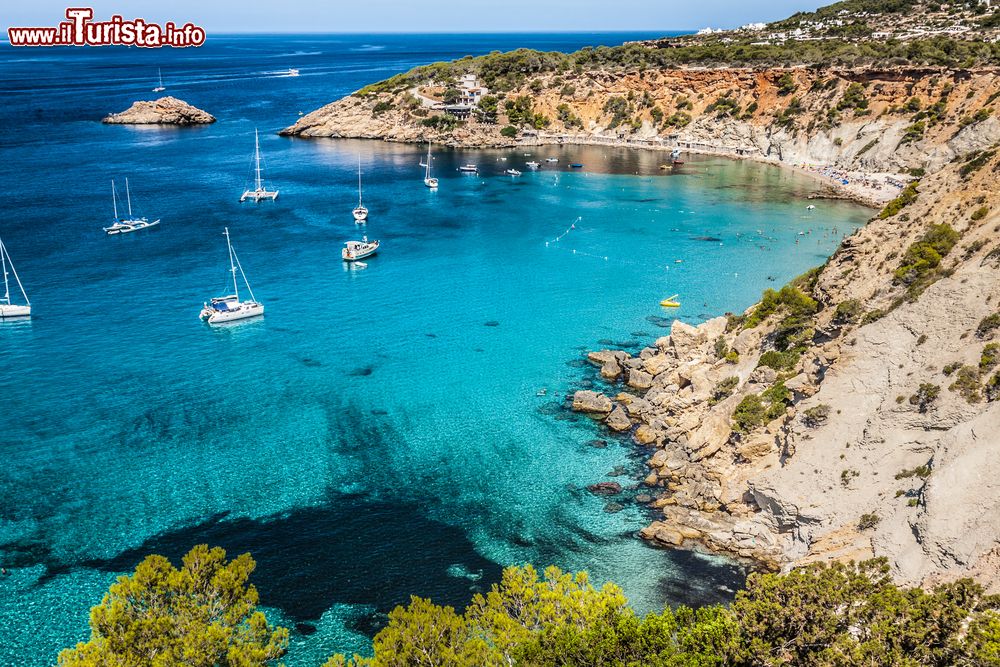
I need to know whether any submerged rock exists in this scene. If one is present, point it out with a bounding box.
[102,96,215,125]
[588,481,622,496]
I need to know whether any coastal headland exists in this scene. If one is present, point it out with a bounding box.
[281,8,1000,594]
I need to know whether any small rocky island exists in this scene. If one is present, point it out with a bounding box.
[102,96,215,126]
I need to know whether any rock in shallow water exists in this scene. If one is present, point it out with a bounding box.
[588,481,622,496]
[572,390,612,413]
[102,96,215,125]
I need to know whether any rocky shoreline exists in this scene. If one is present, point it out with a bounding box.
[103,96,215,126]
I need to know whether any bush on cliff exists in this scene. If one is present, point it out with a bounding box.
[57,545,288,666]
[893,223,960,294]
[878,181,919,219]
[324,560,1000,667]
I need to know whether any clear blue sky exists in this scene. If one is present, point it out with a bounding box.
[4,1,825,33]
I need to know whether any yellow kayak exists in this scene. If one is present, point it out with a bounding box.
[660,294,680,308]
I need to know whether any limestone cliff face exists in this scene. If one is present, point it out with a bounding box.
[102,97,216,125]
[281,67,1000,175]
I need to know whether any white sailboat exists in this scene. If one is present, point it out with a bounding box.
[423,142,438,189]
[153,68,165,93]
[240,129,279,202]
[0,237,30,319]
[353,156,368,223]
[200,227,264,324]
[342,236,379,262]
[119,178,159,233]
[103,179,160,235]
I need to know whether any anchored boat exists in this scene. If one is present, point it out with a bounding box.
[353,156,368,223]
[342,237,380,262]
[200,227,264,324]
[103,178,160,235]
[240,129,279,202]
[423,142,438,189]
[0,237,30,319]
[152,68,165,92]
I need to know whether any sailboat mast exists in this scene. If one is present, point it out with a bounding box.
[1,239,29,306]
[357,157,363,206]
[112,180,119,220]
[125,177,133,217]
[1,239,9,305]
[225,227,239,300]
[254,129,263,192]
[158,68,163,88]
[425,143,431,179]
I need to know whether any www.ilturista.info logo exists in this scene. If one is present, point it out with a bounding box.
[7,8,206,47]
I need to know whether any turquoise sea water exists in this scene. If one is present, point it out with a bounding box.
[0,35,871,665]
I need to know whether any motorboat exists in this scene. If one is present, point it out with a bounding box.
[458,164,478,173]
[505,168,522,176]
[342,237,379,261]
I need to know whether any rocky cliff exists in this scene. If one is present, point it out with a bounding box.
[284,61,1000,590]
[103,96,216,125]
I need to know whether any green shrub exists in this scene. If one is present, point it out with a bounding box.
[710,376,739,405]
[714,336,729,359]
[802,404,831,427]
[706,95,740,117]
[560,83,576,97]
[726,350,740,363]
[960,149,996,179]
[732,394,767,433]
[834,299,863,324]
[371,100,394,115]
[858,512,880,531]
[421,114,462,130]
[977,312,1000,338]
[744,284,818,329]
[980,343,1000,371]
[878,181,919,219]
[943,362,962,376]
[893,223,960,287]
[500,125,518,138]
[900,121,926,144]
[949,365,982,403]
[838,82,869,112]
[841,469,860,487]
[777,72,797,96]
[663,111,691,128]
[860,309,885,325]
[758,349,801,371]
[909,383,940,413]
[895,464,932,480]
[986,372,1000,401]
[971,206,990,221]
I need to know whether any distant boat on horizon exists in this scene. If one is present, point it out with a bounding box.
[241,129,279,203]
[353,156,368,223]
[152,68,165,92]
[0,237,30,319]
[200,227,264,324]
[282,68,300,77]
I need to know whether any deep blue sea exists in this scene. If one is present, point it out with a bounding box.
[0,33,871,665]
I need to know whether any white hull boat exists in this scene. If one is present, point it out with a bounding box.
[353,156,368,222]
[0,237,30,319]
[545,158,558,163]
[458,164,478,173]
[152,68,165,92]
[104,178,159,235]
[506,169,521,176]
[342,237,379,261]
[525,161,540,170]
[201,228,264,325]
[241,129,279,202]
[422,142,438,188]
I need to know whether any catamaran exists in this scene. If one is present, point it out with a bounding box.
[103,179,160,235]
[0,237,30,319]
[423,142,438,189]
[342,236,379,262]
[153,68,165,92]
[200,227,264,324]
[240,129,279,202]
[353,157,368,223]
